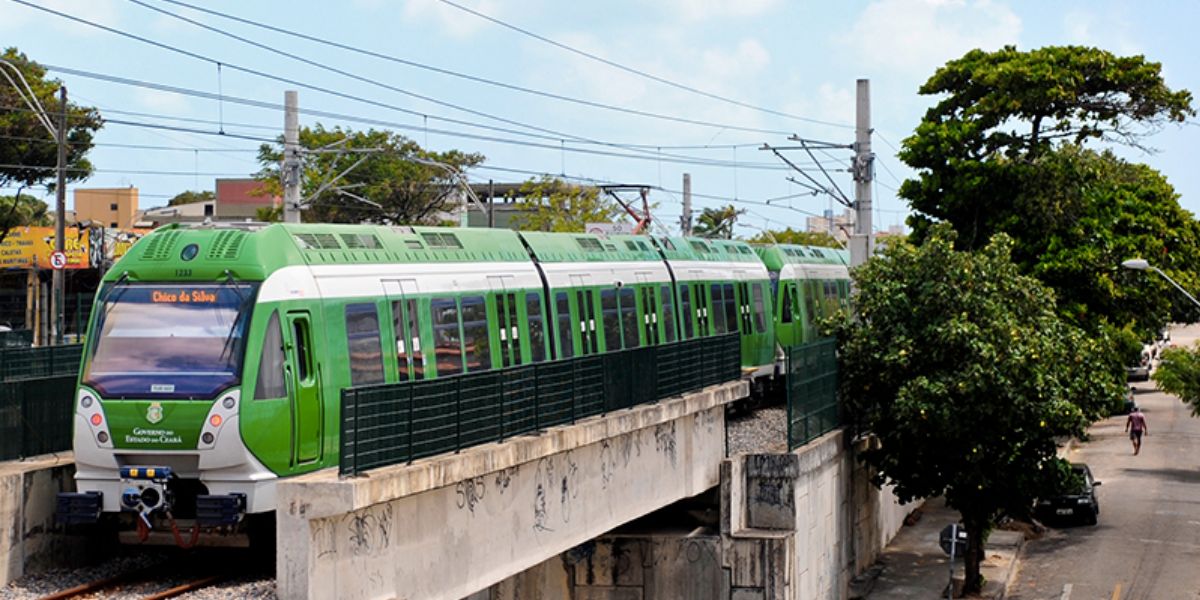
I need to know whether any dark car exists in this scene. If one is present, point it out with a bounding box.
[1036,464,1102,525]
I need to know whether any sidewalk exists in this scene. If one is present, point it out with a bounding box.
[849,498,1024,600]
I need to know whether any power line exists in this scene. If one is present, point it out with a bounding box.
[0,162,248,177]
[436,0,854,130]
[150,0,802,138]
[0,132,258,153]
[23,0,788,168]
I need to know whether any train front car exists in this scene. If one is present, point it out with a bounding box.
[58,223,300,545]
[752,244,851,350]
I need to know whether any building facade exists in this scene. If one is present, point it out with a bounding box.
[74,187,138,229]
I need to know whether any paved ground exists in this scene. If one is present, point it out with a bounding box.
[1007,324,1200,600]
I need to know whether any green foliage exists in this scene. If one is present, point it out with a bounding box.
[507,176,622,232]
[167,190,215,206]
[693,205,744,239]
[1152,345,1200,417]
[0,192,51,244]
[0,48,102,189]
[255,124,483,224]
[835,225,1120,592]
[255,205,282,223]
[900,45,1198,348]
[746,227,840,248]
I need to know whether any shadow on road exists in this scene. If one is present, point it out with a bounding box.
[1121,467,1200,485]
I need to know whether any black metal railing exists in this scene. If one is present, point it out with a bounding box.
[786,338,841,450]
[340,333,741,476]
[0,344,84,461]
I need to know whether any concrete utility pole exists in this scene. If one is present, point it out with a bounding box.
[681,173,693,236]
[52,85,66,345]
[282,90,301,223]
[487,179,495,228]
[850,79,874,267]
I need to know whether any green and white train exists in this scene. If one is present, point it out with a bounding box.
[58,222,849,542]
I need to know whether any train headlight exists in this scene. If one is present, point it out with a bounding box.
[222,396,236,410]
[201,432,214,444]
[81,395,93,408]
[97,431,109,444]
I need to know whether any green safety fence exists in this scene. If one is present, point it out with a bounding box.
[0,344,84,461]
[786,338,841,450]
[340,333,742,476]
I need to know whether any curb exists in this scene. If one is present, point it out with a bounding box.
[994,533,1025,600]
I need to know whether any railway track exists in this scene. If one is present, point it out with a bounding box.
[35,563,235,600]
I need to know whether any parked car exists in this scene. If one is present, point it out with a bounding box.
[1036,463,1102,525]
[1127,351,1152,382]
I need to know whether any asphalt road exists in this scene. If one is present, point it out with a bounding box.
[1008,324,1200,600]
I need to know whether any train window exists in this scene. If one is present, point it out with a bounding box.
[752,283,767,333]
[460,296,492,372]
[780,284,794,324]
[408,299,423,379]
[527,292,546,363]
[254,310,286,399]
[601,288,621,351]
[345,304,385,386]
[619,287,639,349]
[660,285,677,343]
[391,301,409,380]
[556,292,573,359]
[431,297,464,376]
[723,283,738,333]
[679,285,693,340]
[293,318,312,382]
[709,285,726,333]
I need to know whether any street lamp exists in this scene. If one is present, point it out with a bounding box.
[1121,258,1200,311]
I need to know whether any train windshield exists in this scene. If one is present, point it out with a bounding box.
[82,282,259,399]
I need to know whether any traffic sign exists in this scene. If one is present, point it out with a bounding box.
[939,523,968,557]
[49,251,68,270]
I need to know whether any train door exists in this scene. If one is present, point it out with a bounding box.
[284,310,322,464]
[570,275,599,354]
[384,279,423,381]
[639,286,660,345]
[489,276,521,368]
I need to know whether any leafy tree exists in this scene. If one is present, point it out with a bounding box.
[746,227,839,248]
[692,205,744,239]
[834,225,1119,594]
[899,45,1197,347]
[0,192,50,244]
[167,190,214,206]
[0,48,102,190]
[255,124,483,224]
[1153,344,1200,416]
[255,205,282,223]
[508,176,622,232]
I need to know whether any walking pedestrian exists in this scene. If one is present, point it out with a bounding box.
[1125,406,1149,455]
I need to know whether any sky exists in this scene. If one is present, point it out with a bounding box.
[1,0,1198,239]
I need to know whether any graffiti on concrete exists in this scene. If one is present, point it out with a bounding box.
[314,518,338,559]
[655,421,678,466]
[494,466,517,495]
[345,503,393,556]
[753,479,793,508]
[456,476,487,514]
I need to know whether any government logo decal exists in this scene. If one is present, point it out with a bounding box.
[146,402,164,424]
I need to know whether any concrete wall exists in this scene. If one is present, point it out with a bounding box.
[276,381,746,600]
[482,429,915,600]
[0,453,82,586]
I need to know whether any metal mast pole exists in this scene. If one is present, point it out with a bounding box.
[283,90,301,223]
[52,85,66,345]
[681,173,692,236]
[851,79,874,267]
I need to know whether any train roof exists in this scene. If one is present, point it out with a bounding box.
[753,244,849,271]
[654,237,760,263]
[106,223,532,282]
[518,231,661,263]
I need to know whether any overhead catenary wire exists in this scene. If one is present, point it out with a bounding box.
[149,0,803,138]
[435,0,854,130]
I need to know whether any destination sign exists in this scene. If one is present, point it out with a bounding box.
[150,289,220,304]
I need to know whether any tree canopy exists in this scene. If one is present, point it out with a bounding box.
[255,124,483,224]
[746,227,839,248]
[0,48,102,190]
[0,192,50,244]
[1153,344,1200,417]
[167,190,214,206]
[507,176,622,232]
[834,225,1119,593]
[692,205,744,239]
[899,45,1197,349]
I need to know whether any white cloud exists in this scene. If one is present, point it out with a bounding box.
[845,0,1022,73]
[135,88,191,114]
[402,0,503,39]
[0,0,120,35]
[1063,10,1141,56]
[660,0,780,22]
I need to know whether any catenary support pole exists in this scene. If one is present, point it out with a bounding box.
[283,90,301,223]
[681,173,692,236]
[487,179,495,228]
[851,79,874,267]
[52,85,66,345]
